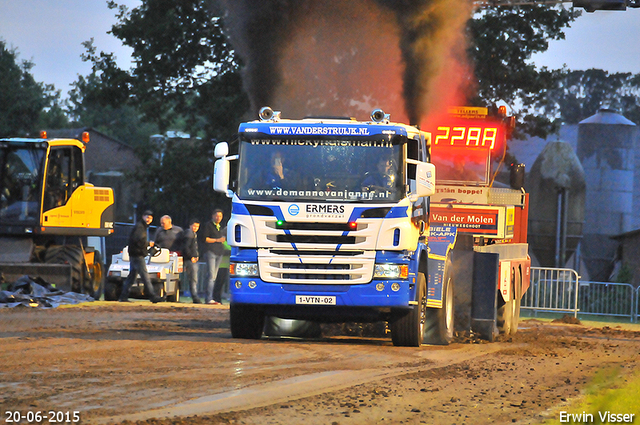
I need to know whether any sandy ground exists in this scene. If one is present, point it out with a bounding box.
[1,301,639,425]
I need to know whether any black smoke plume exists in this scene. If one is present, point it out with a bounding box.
[218,0,472,125]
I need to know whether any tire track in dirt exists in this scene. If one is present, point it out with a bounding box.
[95,343,510,423]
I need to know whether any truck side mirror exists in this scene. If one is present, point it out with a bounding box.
[214,142,229,158]
[214,158,231,196]
[409,162,436,201]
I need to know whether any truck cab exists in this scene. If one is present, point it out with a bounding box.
[214,108,442,346]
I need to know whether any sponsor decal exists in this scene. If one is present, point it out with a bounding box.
[305,204,345,219]
[249,138,391,148]
[431,207,499,235]
[288,204,300,216]
[246,188,391,201]
[267,126,371,136]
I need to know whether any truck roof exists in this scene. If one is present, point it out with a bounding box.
[239,118,426,140]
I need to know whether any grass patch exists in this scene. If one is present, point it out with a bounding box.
[545,366,640,424]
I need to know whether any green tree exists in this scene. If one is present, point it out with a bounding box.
[78,1,249,221]
[67,50,158,148]
[37,88,70,131]
[544,70,640,125]
[468,5,579,138]
[0,40,63,137]
[104,0,240,133]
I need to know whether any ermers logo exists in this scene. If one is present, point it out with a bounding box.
[288,204,300,216]
[306,204,345,214]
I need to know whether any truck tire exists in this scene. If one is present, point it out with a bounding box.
[390,272,427,347]
[230,303,265,339]
[104,279,121,301]
[85,251,104,300]
[423,273,454,345]
[45,245,84,293]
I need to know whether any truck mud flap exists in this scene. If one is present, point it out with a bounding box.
[450,250,473,332]
[471,251,499,341]
[450,250,499,341]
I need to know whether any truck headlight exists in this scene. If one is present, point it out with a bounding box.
[231,262,258,277]
[374,264,408,279]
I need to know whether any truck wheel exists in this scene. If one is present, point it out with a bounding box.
[423,274,454,345]
[45,245,84,293]
[230,303,265,339]
[390,272,427,347]
[104,279,121,301]
[84,251,104,300]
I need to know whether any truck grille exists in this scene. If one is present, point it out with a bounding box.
[258,250,375,284]
[281,262,351,280]
[276,234,356,244]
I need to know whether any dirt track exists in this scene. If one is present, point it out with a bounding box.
[1,302,639,425]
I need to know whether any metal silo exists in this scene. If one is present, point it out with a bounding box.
[577,108,637,281]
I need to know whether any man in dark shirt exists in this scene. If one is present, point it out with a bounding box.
[202,209,226,304]
[154,215,183,251]
[182,218,201,304]
[119,210,164,303]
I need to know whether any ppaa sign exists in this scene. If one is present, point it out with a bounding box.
[430,118,506,151]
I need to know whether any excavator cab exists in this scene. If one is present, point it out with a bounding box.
[0,133,115,299]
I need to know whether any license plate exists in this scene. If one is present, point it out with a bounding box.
[295,295,336,305]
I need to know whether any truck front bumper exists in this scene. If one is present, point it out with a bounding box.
[229,277,415,308]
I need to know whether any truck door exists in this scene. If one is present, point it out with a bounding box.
[407,136,428,232]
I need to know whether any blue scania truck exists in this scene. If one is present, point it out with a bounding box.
[213,107,529,346]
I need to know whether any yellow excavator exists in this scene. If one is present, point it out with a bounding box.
[0,131,114,299]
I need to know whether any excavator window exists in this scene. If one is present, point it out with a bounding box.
[0,145,45,223]
[43,147,84,212]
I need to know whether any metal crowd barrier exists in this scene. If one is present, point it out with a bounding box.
[521,267,638,322]
[633,286,640,323]
[578,281,635,322]
[522,267,581,318]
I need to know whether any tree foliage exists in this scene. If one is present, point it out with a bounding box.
[468,5,579,138]
[0,40,65,137]
[67,48,158,147]
[103,0,240,133]
[545,70,640,125]
[77,0,249,222]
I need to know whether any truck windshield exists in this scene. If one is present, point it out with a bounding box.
[0,145,46,223]
[237,137,405,202]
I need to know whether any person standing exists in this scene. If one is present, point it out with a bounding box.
[203,209,226,305]
[153,215,183,251]
[183,218,202,304]
[119,210,164,303]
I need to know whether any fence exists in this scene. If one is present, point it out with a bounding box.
[522,267,580,317]
[521,267,638,322]
[578,281,636,322]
